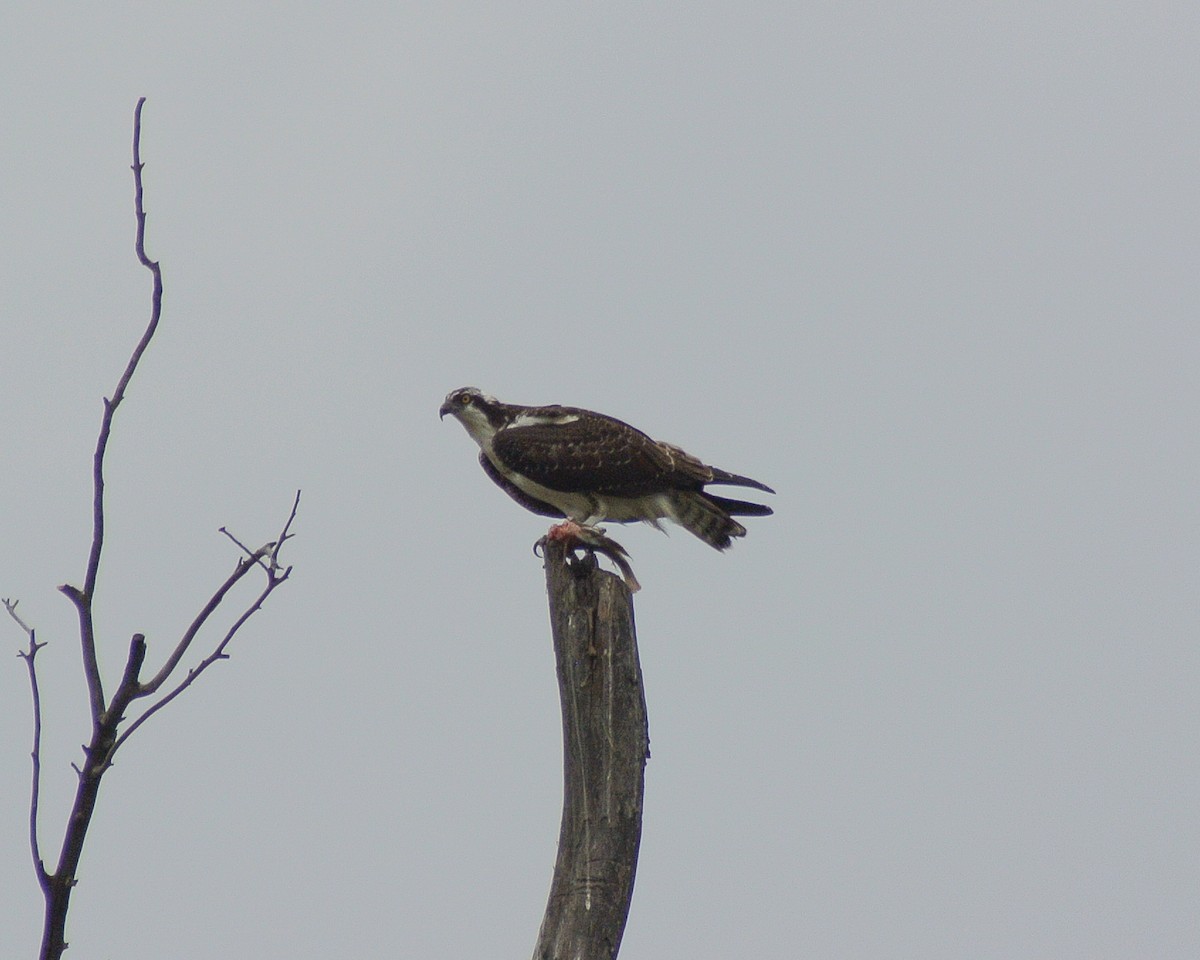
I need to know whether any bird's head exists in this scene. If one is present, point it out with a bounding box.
[440,386,506,446]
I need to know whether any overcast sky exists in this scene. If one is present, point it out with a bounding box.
[2,3,1198,958]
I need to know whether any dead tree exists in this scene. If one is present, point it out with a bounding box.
[3,98,298,960]
[534,540,650,960]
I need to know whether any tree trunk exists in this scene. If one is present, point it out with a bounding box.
[534,540,650,960]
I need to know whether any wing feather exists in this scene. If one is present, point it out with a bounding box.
[491,411,675,497]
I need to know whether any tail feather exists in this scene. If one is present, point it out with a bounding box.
[704,493,774,518]
[669,492,749,551]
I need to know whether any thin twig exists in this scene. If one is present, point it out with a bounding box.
[135,556,263,696]
[117,96,164,403]
[88,97,163,561]
[269,490,302,568]
[4,596,34,635]
[219,527,274,572]
[5,599,50,891]
[110,492,299,756]
[218,492,300,572]
[113,570,289,757]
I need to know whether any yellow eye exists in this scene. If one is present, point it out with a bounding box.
[458,393,472,405]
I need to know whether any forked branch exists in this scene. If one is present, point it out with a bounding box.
[111,491,301,757]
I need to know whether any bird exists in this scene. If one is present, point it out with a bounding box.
[440,387,774,551]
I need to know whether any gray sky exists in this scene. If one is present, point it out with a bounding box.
[2,3,1197,958]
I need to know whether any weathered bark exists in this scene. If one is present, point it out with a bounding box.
[534,540,650,960]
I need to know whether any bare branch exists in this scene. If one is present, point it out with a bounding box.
[269,491,302,568]
[28,100,171,959]
[113,562,291,757]
[113,492,298,755]
[62,97,165,726]
[5,599,51,892]
[120,633,147,690]
[110,95,164,418]
[135,555,263,696]
[219,492,299,573]
[131,496,292,700]
[4,596,34,635]
[219,527,274,572]
[19,99,299,960]
[56,584,104,722]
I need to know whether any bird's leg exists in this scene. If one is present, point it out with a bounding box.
[547,517,607,541]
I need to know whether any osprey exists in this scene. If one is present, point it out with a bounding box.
[440,387,774,550]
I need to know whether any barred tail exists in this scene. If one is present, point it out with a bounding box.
[669,492,750,551]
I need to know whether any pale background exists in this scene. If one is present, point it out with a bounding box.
[2,3,1197,958]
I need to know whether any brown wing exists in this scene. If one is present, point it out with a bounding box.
[491,411,677,497]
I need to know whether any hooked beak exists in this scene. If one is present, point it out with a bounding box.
[439,400,453,420]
